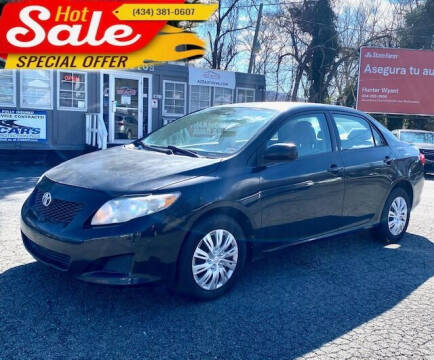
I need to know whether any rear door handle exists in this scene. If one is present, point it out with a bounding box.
[328,164,343,174]
[384,156,393,165]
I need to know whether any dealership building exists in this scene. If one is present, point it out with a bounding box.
[0,64,266,151]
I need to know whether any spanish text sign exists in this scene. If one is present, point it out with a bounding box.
[357,47,434,116]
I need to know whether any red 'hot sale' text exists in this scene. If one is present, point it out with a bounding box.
[6,5,142,48]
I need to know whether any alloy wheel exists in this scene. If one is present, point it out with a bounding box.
[192,229,239,291]
[388,196,408,236]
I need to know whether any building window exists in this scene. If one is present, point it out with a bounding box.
[0,70,16,107]
[163,80,186,117]
[236,87,255,103]
[58,71,87,111]
[190,85,211,112]
[20,70,53,109]
[214,87,232,105]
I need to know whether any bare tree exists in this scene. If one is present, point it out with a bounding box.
[203,0,254,70]
[199,0,416,105]
[331,0,401,105]
[240,7,299,100]
[247,4,313,101]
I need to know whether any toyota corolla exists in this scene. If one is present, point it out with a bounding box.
[21,103,424,299]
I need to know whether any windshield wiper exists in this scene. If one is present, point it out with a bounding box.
[166,145,200,158]
[140,144,172,154]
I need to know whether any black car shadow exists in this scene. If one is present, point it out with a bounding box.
[1,231,432,359]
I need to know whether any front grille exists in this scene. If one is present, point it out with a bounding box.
[23,234,71,270]
[33,189,83,225]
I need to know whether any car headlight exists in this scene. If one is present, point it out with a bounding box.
[91,193,180,226]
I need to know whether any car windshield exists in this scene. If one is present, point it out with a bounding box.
[400,131,434,144]
[141,106,278,156]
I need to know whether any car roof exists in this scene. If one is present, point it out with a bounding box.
[218,101,362,114]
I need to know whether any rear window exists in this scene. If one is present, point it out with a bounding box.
[372,126,387,146]
[333,114,374,150]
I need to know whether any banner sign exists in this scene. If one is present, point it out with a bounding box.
[189,67,236,89]
[0,109,47,142]
[357,47,434,116]
[0,1,218,70]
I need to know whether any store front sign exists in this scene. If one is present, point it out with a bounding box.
[189,67,236,89]
[117,87,137,96]
[0,109,47,142]
[63,74,81,82]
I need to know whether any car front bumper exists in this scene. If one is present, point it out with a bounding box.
[20,179,189,286]
[21,220,156,285]
[21,216,187,285]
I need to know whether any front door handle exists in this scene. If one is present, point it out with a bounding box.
[328,164,343,174]
[384,156,393,165]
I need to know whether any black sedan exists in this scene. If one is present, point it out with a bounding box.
[21,103,424,299]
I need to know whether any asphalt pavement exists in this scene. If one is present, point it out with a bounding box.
[0,163,433,360]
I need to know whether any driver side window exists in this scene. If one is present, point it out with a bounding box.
[267,113,332,158]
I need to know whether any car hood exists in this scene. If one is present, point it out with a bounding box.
[45,146,221,194]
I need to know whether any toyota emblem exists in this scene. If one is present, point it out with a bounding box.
[42,192,52,207]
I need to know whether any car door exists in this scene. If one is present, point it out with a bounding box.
[330,112,395,228]
[258,112,345,244]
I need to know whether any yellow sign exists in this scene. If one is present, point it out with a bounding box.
[113,3,218,21]
[5,25,206,69]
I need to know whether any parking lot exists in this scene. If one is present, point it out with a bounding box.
[0,164,433,360]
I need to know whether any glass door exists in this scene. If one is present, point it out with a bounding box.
[109,74,143,143]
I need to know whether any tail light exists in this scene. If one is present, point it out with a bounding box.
[118,120,125,126]
[419,153,425,166]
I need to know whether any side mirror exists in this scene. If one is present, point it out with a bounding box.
[263,143,298,163]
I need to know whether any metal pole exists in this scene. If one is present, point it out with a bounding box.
[248,3,263,74]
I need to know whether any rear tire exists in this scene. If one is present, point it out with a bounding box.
[372,187,410,243]
[176,215,247,300]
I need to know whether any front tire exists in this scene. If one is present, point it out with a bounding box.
[176,215,247,300]
[372,188,410,243]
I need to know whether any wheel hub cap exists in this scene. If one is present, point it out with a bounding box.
[388,196,408,236]
[192,229,238,291]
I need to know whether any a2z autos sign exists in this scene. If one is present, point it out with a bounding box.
[0,110,46,142]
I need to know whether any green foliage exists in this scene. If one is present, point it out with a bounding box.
[400,0,434,49]
[371,114,434,131]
